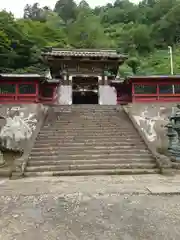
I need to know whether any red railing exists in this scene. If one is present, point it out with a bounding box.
[132,82,180,102]
[0,82,38,103]
[0,81,57,104]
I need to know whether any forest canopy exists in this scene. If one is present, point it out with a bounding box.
[0,0,180,76]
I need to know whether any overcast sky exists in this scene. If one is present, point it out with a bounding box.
[0,0,139,18]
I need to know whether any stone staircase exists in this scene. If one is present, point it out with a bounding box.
[24,105,159,177]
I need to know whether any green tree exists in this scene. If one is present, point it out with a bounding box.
[54,0,77,23]
[0,30,14,71]
[0,0,180,76]
[126,57,140,74]
[24,3,42,21]
[68,10,111,48]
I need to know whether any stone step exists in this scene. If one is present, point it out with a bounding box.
[56,110,123,112]
[56,109,121,112]
[29,153,153,161]
[31,144,148,152]
[45,124,133,127]
[44,120,134,126]
[38,135,140,139]
[34,141,144,147]
[62,107,120,109]
[39,128,138,133]
[44,121,132,124]
[56,115,127,117]
[38,132,139,137]
[46,116,129,120]
[54,115,127,117]
[70,108,122,109]
[42,126,137,130]
[58,114,125,116]
[46,128,136,131]
[40,129,137,133]
[54,117,128,120]
[30,148,149,156]
[33,142,146,148]
[29,156,153,162]
[41,132,138,136]
[47,126,134,128]
[41,128,137,133]
[34,138,143,143]
[28,158,155,166]
[26,163,157,172]
[53,117,129,120]
[36,136,142,142]
[40,132,139,136]
[56,110,122,113]
[56,114,125,117]
[24,168,160,177]
[51,120,131,123]
[39,129,138,133]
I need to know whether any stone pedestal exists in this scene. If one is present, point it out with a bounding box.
[57,85,72,105]
[104,76,108,85]
[98,76,103,85]
[99,85,117,105]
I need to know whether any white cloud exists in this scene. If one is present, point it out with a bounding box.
[0,0,139,18]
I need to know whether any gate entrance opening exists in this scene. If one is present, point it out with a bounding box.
[72,76,99,104]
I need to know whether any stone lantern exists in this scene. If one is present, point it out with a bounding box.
[165,122,177,156]
[167,106,180,160]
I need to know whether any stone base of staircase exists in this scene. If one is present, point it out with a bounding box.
[0,167,11,177]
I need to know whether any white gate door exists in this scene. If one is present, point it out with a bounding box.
[99,85,117,105]
[57,85,72,105]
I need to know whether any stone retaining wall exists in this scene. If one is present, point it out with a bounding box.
[124,103,178,151]
[123,103,176,174]
[0,104,48,178]
[0,104,47,152]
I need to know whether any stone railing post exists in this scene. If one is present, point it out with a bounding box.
[0,115,6,167]
[0,150,5,167]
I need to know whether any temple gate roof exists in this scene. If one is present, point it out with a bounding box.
[42,48,127,60]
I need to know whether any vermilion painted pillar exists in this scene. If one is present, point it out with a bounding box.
[15,83,18,101]
[35,82,39,102]
[156,83,159,101]
[132,83,135,102]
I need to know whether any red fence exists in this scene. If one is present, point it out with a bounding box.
[0,82,39,103]
[132,81,180,102]
[1,77,180,104]
[0,81,57,104]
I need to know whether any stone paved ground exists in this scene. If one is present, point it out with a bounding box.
[1,175,180,240]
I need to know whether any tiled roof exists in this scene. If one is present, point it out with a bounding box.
[127,75,180,79]
[0,73,43,78]
[126,75,180,83]
[42,48,127,59]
